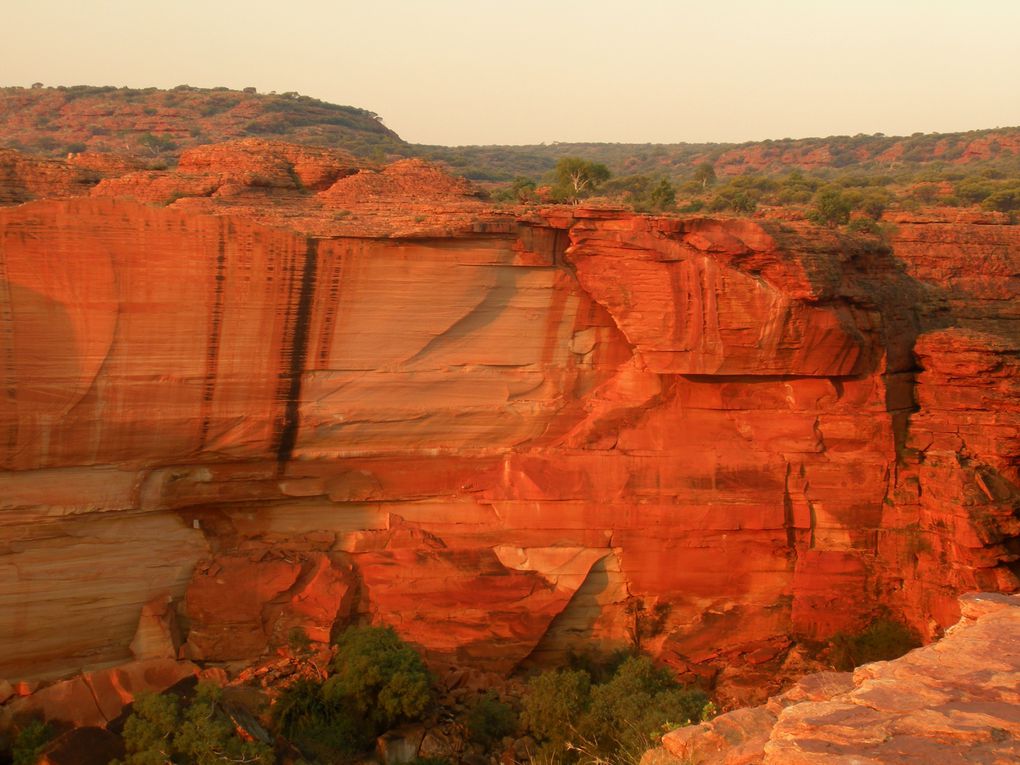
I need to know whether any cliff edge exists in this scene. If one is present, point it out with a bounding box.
[0,140,1017,725]
[649,592,1020,765]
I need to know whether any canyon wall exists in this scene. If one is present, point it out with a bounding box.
[0,176,1017,709]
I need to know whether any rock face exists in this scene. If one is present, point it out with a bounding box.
[650,592,1020,765]
[0,149,98,204]
[0,143,1017,719]
[0,659,200,729]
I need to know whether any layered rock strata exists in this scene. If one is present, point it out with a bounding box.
[0,145,1017,720]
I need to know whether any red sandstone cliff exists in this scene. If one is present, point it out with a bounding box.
[0,142,1017,725]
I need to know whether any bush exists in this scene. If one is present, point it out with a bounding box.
[492,177,537,203]
[11,719,52,765]
[273,677,330,738]
[324,625,434,731]
[273,626,435,758]
[829,617,921,671]
[856,188,893,219]
[551,157,611,203]
[847,218,882,235]
[175,684,274,764]
[113,683,273,765]
[520,668,592,748]
[982,187,1020,212]
[565,648,629,684]
[582,656,710,756]
[692,162,716,190]
[649,179,676,211]
[599,175,677,212]
[521,657,711,762]
[138,132,177,157]
[809,185,854,226]
[465,691,517,747]
[708,189,757,214]
[956,177,996,205]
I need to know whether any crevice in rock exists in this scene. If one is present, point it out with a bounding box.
[272,238,319,469]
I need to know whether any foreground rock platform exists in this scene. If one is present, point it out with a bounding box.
[650,592,1020,765]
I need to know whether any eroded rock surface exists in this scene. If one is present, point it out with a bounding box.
[651,592,1020,765]
[0,142,1017,721]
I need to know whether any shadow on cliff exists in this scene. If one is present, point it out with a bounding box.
[0,282,80,468]
[514,554,617,673]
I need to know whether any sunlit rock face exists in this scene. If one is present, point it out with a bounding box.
[650,593,1020,765]
[0,155,1017,710]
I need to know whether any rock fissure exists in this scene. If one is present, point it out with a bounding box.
[272,238,319,469]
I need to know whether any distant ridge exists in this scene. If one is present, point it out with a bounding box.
[1,85,1018,182]
[0,84,405,159]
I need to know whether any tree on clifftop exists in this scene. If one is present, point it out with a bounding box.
[809,185,854,226]
[139,132,177,158]
[693,161,717,190]
[553,157,610,203]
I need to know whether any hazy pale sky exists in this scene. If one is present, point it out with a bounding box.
[4,0,1019,146]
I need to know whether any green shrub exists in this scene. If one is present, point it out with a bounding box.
[582,656,710,756]
[599,175,677,212]
[138,132,177,157]
[692,162,716,190]
[324,625,434,731]
[982,187,1020,212]
[273,626,436,758]
[175,684,274,764]
[273,678,368,757]
[707,189,757,214]
[829,617,921,671]
[856,188,893,219]
[273,677,330,738]
[809,185,854,226]
[491,176,538,203]
[115,692,180,763]
[520,668,592,748]
[956,177,996,205]
[551,157,611,203]
[649,179,677,211]
[521,657,711,762]
[847,218,882,235]
[113,683,273,765]
[565,648,629,684]
[12,719,53,765]
[465,691,517,747]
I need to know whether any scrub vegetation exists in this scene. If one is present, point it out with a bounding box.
[3,86,1018,224]
[96,625,712,765]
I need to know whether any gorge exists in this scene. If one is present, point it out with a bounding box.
[0,128,1017,760]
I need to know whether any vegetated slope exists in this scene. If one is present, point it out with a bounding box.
[3,85,1019,183]
[418,129,1020,183]
[0,84,405,159]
